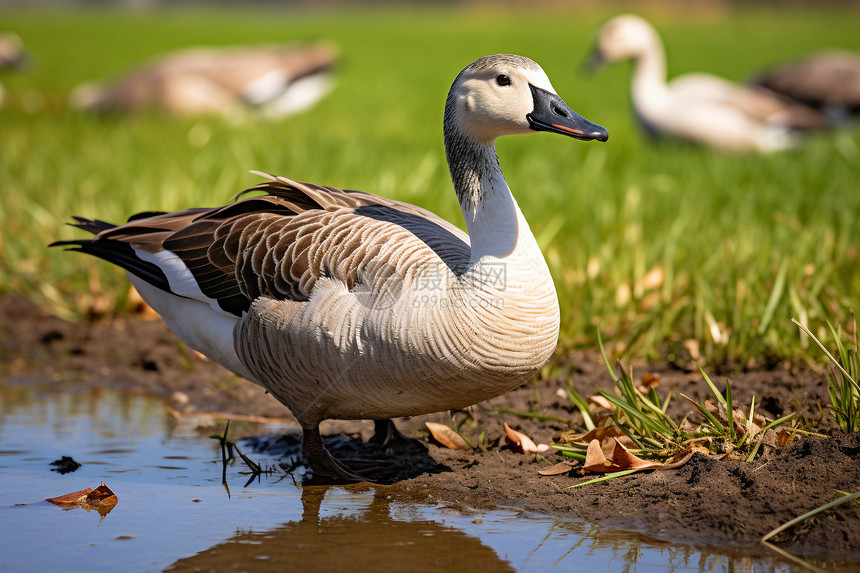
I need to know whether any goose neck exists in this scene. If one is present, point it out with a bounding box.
[444,126,527,261]
[631,39,668,100]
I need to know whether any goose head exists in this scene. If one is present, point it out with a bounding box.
[0,32,27,70]
[445,54,608,145]
[588,14,661,68]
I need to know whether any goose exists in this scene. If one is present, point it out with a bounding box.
[0,31,27,107]
[53,54,608,480]
[71,42,337,118]
[588,14,826,152]
[750,50,860,120]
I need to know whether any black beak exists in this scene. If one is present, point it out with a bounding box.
[582,45,606,75]
[526,84,608,142]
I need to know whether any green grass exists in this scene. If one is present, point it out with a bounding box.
[794,317,860,432]
[1,6,859,365]
[557,336,796,464]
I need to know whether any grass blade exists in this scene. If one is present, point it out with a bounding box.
[696,362,726,408]
[598,390,664,435]
[725,378,735,442]
[492,407,571,425]
[761,490,860,542]
[680,393,726,434]
[758,261,788,335]
[565,469,639,489]
[564,383,596,431]
[794,319,859,393]
[760,542,828,573]
[551,445,587,460]
[597,329,617,383]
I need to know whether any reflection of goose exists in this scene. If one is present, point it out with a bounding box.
[166,488,516,572]
[71,42,337,118]
[589,14,827,152]
[751,50,860,119]
[53,54,607,481]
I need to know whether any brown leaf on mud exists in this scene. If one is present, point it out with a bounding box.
[705,399,719,416]
[503,423,549,454]
[760,428,779,448]
[538,461,579,476]
[584,439,613,470]
[690,443,711,455]
[582,438,662,474]
[562,426,637,450]
[637,373,661,393]
[588,395,615,411]
[425,422,470,450]
[704,400,749,437]
[45,482,118,517]
[777,428,793,447]
[686,437,713,456]
[657,449,696,470]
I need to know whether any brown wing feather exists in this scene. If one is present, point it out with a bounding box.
[86,173,470,317]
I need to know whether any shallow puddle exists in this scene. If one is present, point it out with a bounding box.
[0,384,834,571]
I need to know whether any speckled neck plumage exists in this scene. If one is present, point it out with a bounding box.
[443,101,501,216]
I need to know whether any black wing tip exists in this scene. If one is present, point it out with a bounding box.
[60,216,117,236]
[49,239,89,249]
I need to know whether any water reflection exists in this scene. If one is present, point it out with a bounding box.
[0,384,838,572]
[167,486,516,572]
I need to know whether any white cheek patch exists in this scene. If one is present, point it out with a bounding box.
[521,67,556,95]
[133,247,234,317]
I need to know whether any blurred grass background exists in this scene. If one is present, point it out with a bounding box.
[1,4,859,367]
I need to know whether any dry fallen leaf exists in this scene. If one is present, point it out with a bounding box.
[639,373,661,391]
[562,426,637,450]
[503,423,549,454]
[760,428,779,448]
[45,488,93,506]
[777,428,793,447]
[582,438,662,474]
[45,482,118,517]
[425,422,470,450]
[657,449,696,470]
[588,395,615,411]
[85,482,117,505]
[538,461,579,476]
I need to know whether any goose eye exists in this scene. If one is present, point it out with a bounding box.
[495,74,511,87]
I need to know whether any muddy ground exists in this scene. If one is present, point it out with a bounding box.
[1,293,858,563]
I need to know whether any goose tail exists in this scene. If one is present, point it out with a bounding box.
[50,217,172,294]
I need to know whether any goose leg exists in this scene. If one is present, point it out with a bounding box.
[369,419,417,452]
[301,426,368,482]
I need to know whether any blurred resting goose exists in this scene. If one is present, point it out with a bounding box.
[53,54,608,480]
[0,31,28,107]
[750,49,860,120]
[71,42,336,118]
[588,14,826,152]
